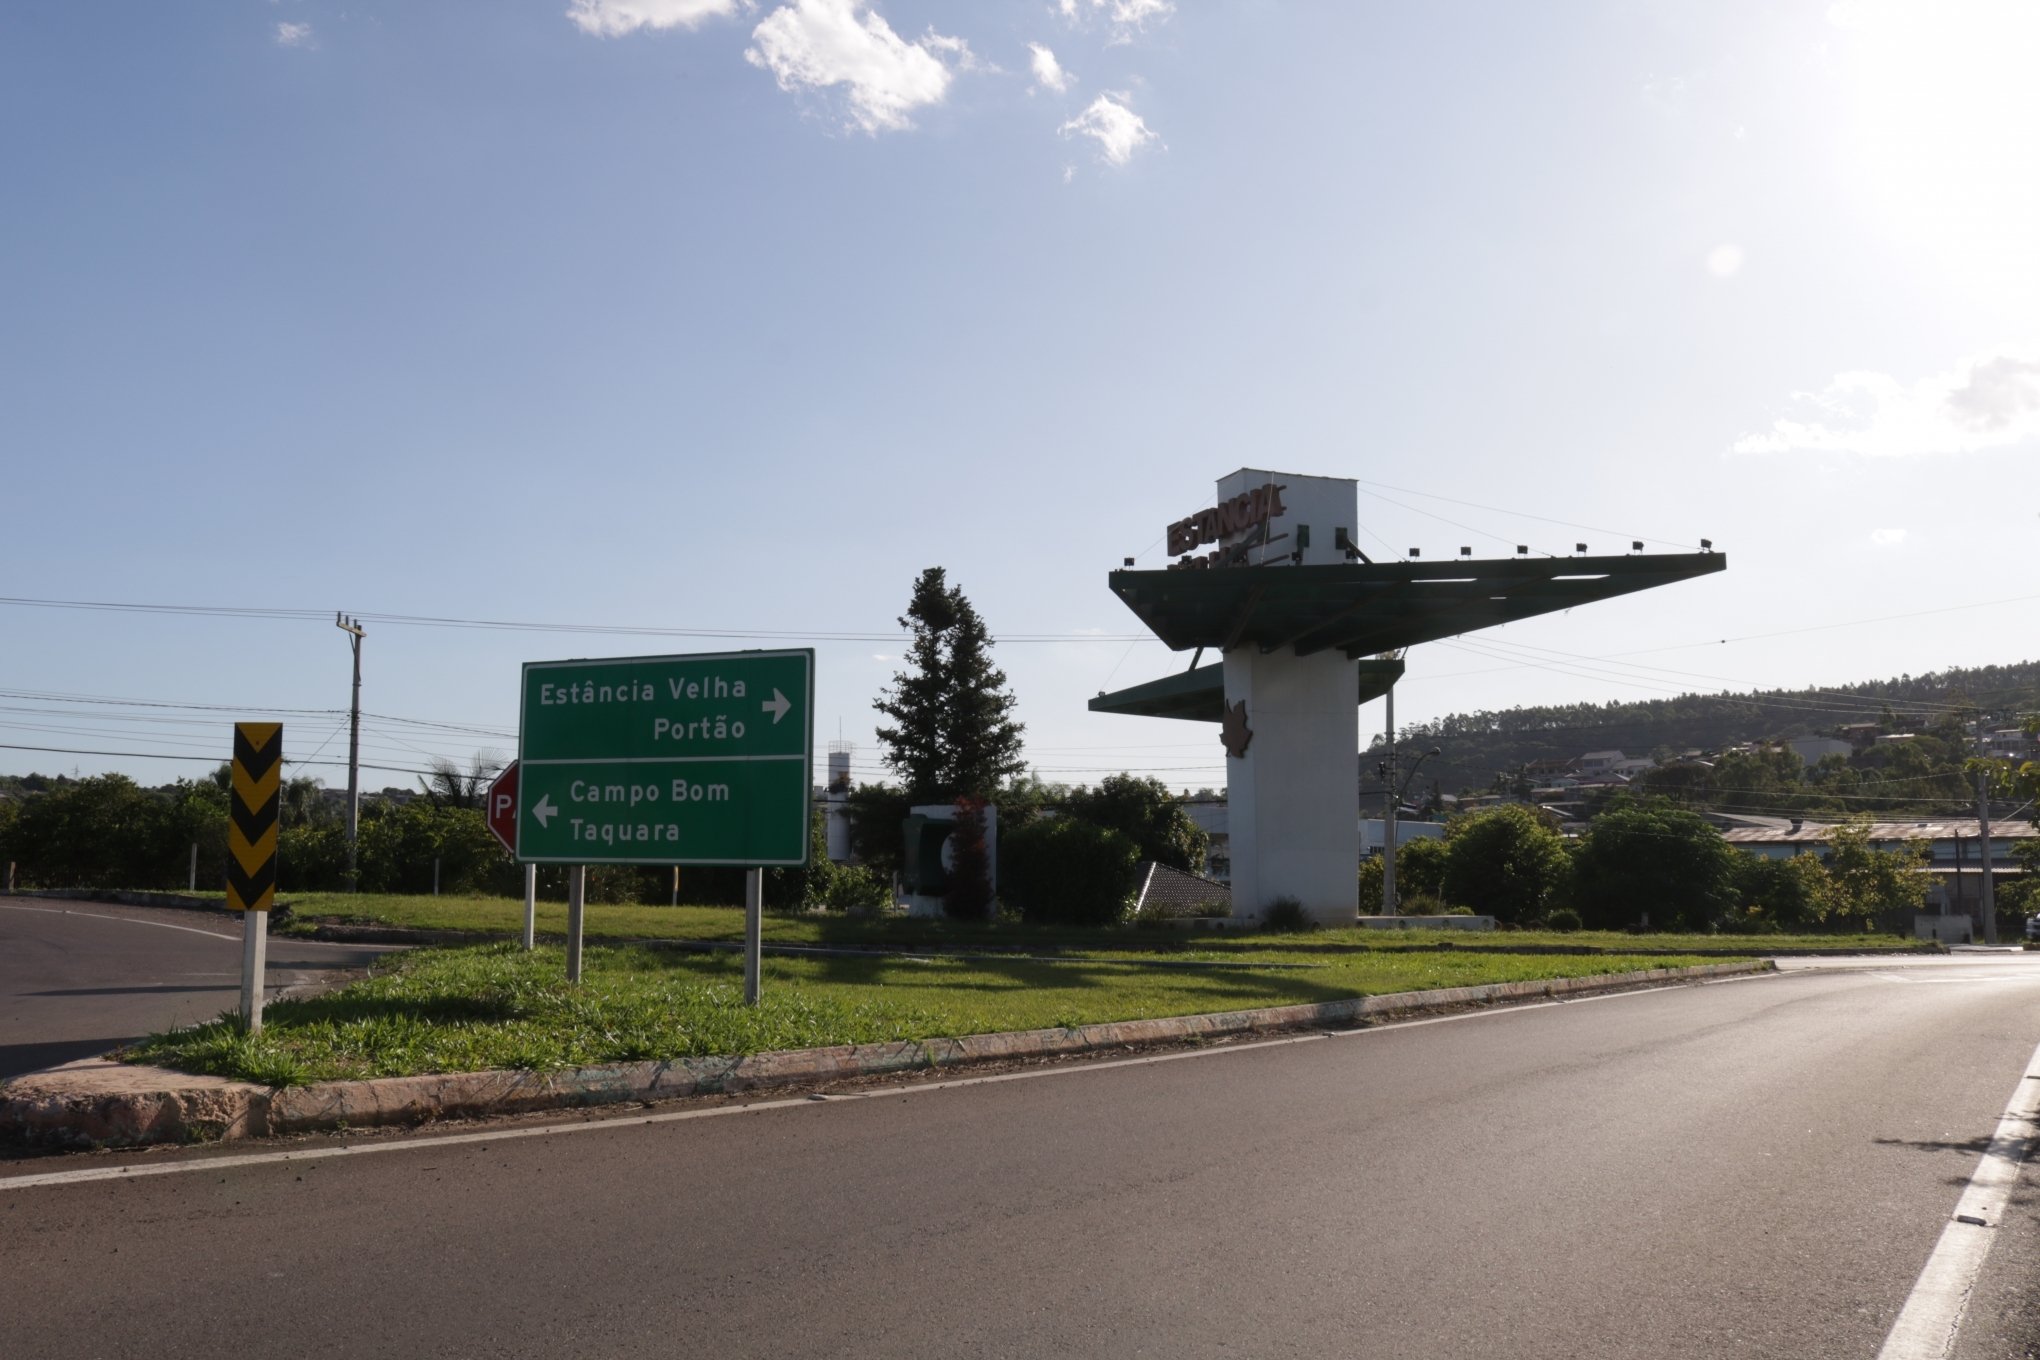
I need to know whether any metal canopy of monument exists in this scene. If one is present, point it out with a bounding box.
[1091,657,1405,721]
[1100,552,1726,662]
[516,649,814,867]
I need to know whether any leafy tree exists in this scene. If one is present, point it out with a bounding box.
[351,801,505,895]
[1438,804,1571,923]
[418,752,502,811]
[1065,773,1207,872]
[1822,818,1929,921]
[9,775,165,889]
[765,807,836,911]
[992,771,1069,832]
[0,793,22,883]
[845,782,913,879]
[1358,853,1384,909]
[279,775,328,828]
[1395,835,1450,900]
[161,778,230,889]
[1734,853,1838,930]
[943,796,994,919]
[2001,842,2039,918]
[1570,801,1741,931]
[873,567,1025,802]
[999,816,1140,926]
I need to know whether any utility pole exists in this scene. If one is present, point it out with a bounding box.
[1978,768,1998,945]
[336,613,365,893]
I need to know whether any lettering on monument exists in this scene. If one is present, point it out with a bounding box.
[1164,483,1287,571]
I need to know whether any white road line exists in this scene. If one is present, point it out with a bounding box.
[0,972,1785,1193]
[0,902,240,942]
[0,902,386,949]
[1876,1036,2040,1360]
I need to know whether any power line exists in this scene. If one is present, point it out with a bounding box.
[0,596,1153,644]
[1352,477,1703,552]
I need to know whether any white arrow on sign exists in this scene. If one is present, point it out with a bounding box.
[762,688,792,724]
[532,793,559,828]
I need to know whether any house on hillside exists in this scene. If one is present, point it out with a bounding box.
[1981,727,2039,761]
[1360,819,1446,855]
[1787,736,1852,767]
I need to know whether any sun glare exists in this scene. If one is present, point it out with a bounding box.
[1827,0,2040,301]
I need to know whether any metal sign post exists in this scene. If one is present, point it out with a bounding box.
[523,863,537,951]
[241,911,268,1034]
[566,865,586,984]
[744,868,762,1006]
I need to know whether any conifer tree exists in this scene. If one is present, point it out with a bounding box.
[874,567,1025,802]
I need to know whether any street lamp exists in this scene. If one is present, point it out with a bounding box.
[1380,746,1442,916]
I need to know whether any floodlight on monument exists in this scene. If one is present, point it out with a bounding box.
[1408,547,1420,559]
[1575,543,1588,554]
[1632,540,1644,552]
[1459,546,1471,557]
[1124,557,1135,567]
[1516,545,1528,555]
[1700,538,1713,552]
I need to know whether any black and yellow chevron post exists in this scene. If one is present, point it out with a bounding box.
[228,722,281,912]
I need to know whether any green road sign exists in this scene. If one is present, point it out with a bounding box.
[516,649,814,866]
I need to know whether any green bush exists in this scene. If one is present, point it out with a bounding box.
[1064,774,1208,873]
[5,775,228,891]
[823,864,894,914]
[1571,801,1741,931]
[1544,907,1582,932]
[1439,805,1571,923]
[999,817,1140,926]
[1732,853,1836,930]
[1259,896,1316,933]
[1357,855,1384,911]
[1396,836,1450,898]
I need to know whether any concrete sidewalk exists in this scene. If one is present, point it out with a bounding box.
[0,960,1768,1148]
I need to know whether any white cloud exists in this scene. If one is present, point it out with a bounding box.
[1705,244,1743,278]
[1059,92,1157,166]
[1870,528,1908,545]
[1057,0,1175,43]
[745,1,968,134]
[1028,42,1072,95]
[1732,350,2040,456]
[274,21,315,48]
[568,0,747,37]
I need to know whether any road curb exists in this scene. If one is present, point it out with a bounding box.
[0,960,1770,1148]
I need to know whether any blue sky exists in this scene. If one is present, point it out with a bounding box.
[2,0,2036,795]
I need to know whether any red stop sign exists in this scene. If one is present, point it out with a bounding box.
[486,761,519,857]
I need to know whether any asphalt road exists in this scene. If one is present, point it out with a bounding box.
[6,953,2040,1358]
[0,897,394,1078]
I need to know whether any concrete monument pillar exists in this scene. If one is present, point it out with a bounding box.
[1214,469,1361,927]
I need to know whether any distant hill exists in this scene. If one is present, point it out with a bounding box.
[1380,659,2040,807]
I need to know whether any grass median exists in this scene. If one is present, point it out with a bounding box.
[270,890,1931,956]
[123,937,1751,1087]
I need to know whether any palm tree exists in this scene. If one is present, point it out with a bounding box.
[418,751,504,811]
